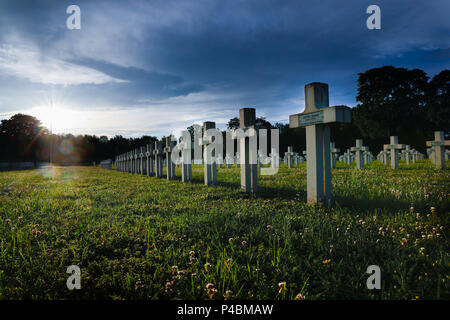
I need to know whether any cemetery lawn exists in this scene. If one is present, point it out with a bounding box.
[0,162,449,300]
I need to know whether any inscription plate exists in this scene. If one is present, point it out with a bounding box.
[298,111,324,126]
[431,141,445,146]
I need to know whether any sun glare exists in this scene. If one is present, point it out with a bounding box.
[30,105,83,133]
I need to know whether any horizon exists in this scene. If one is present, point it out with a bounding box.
[0,0,449,139]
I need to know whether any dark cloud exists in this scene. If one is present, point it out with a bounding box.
[0,0,448,136]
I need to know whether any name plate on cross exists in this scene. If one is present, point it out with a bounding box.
[298,111,324,126]
[289,97,351,129]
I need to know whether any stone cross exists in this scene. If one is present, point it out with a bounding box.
[129,151,133,172]
[403,145,411,165]
[289,82,351,204]
[330,142,340,169]
[293,152,300,166]
[410,149,417,163]
[153,141,163,178]
[384,136,405,169]
[180,132,192,183]
[202,121,217,186]
[239,108,257,193]
[363,151,373,164]
[350,139,368,169]
[139,146,145,174]
[427,147,436,164]
[285,146,295,169]
[128,150,134,173]
[343,150,352,165]
[146,144,154,176]
[164,138,176,180]
[378,150,383,164]
[381,146,390,165]
[130,150,135,173]
[269,149,280,170]
[135,149,140,173]
[129,151,134,172]
[362,151,368,164]
[100,159,113,169]
[133,149,139,173]
[426,131,449,169]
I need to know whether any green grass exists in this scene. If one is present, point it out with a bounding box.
[0,161,448,300]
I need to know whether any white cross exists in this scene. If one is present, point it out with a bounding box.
[426,131,449,169]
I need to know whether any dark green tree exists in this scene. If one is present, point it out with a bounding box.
[426,70,450,132]
[0,113,47,161]
[352,66,429,152]
[353,66,428,138]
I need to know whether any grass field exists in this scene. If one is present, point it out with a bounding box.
[0,161,449,300]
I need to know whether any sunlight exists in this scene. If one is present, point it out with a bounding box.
[29,104,84,133]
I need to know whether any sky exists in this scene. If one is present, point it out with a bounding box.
[0,0,448,138]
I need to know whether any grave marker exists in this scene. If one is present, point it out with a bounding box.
[146,144,154,176]
[125,152,130,173]
[350,139,367,169]
[202,121,218,186]
[381,146,390,165]
[285,146,295,169]
[153,141,163,178]
[139,146,145,174]
[133,149,139,173]
[289,82,351,204]
[100,159,113,170]
[182,132,193,182]
[238,108,257,193]
[403,145,411,165]
[426,131,449,169]
[384,136,405,169]
[330,142,340,169]
[164,138,176,180]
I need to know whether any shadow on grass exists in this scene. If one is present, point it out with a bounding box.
[127,168,450,215]
[256,185,304,201]
[176,173,304,202]
[334,194,450,217]
[334,195,412,212]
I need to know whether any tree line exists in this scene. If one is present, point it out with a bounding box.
[0,66,448,164]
